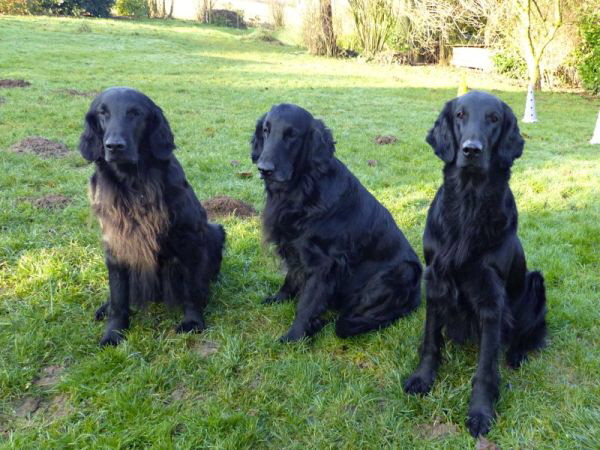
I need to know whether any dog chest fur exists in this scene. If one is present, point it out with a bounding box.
[89,170,169,271]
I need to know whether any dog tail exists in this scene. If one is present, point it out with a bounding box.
[506,270,547,367]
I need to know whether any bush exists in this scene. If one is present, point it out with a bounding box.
[577,13,600,94]
[0,0,34,14]
[347,0,395,57]
[1,0,114,16]
[115,0,147,17]
[269,0,284,29]
[493,50,527,81]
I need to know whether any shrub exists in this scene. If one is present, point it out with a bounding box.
[0,0,34,14]
[347,0,396,57]
[115,0,147,17]
[492,50,527,81]
[269,0,284,29]
[2,0,115,16]
[577,13,600,94]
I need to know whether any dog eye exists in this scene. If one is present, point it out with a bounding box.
[456,111,465,119]
[283,129,295,139]
[127,109,141,117]
[489,113,499,123]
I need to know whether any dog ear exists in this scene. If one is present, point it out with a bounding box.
[306,119,335,167]
[146,105,175,160]
[496,102,524,168]
[426,99,457,163]
[251,114,266,163]
[79,107,103,162]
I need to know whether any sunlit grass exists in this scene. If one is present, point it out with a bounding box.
[0,15,599,448]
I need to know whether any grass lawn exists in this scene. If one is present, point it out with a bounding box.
[0,15,599,448]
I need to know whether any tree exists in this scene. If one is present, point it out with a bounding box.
[515,0,563,90]
[319,0,338,57]
[300,0,338,57]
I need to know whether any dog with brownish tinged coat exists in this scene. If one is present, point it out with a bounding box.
[252,104,422,342]
[403,91,547,437]
[80,87,225,346]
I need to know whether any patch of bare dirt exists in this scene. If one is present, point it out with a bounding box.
[0,79,30,88]
[230,160,240,167]
[476,437,500,450]
[0,97,6,105]
[169,386,189,403]
[56,88,97,98]
[14,397,41,418]
[203,196,257,219]
[236,171,253,179]
[34,365,65,387]
[13,394,73,422]
[416,422,459,439]
[367,159,378,167]
[192,340,220,357]
[10,137,69,158]
[32,195,72,210]
[44,394,73,420]
[374,135,398,145]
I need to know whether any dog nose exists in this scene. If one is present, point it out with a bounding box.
[257,161,275,178]
[462,140,483,157]
[105,140,126,153]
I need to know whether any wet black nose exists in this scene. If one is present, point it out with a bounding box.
[462,140,483,157]
[105,140,126,153]
[257,161,274,178]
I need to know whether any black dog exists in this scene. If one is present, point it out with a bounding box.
[252,104,422,342]
[403,91,547,436]
[79,87,225,346]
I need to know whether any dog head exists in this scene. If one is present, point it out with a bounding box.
[79,87,175,166]
[251,104,335,184]
[426,91,524,172]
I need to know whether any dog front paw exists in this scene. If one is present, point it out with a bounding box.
[176,319,205,334]
[279,327,306,343]
[466,406,495,437]
[100,329,125,346]
[403,372,435,395]
[95,302,109,321]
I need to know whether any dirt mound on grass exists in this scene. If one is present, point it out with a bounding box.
[57,88,98,98]
[32,195,72,210]
[203,196,257,219]
[374,135,398,145]
[242,30,283,45]
[10,137,69,158]
[0,79,31,88]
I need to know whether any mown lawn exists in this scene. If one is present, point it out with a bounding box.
[0,15,599,449]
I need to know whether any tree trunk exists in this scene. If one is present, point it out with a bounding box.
[529,56,542,90]
[320,0,338,57]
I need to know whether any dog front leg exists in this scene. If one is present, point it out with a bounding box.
[279,274,330,342]
[404,267,445,394]
[466,271,504,437]
[100,254,130,346]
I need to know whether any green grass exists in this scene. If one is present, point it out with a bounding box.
[1,15,599,448]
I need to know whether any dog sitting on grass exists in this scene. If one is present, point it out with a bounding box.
[252,103,422,342]
[403,91,547,437]
[79,87,225,346]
